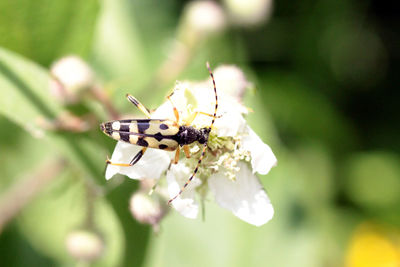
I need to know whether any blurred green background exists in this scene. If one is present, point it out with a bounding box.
[0,0,399,266]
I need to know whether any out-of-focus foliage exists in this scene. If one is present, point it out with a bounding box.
[0,0,398,266]
[0,0,99,66]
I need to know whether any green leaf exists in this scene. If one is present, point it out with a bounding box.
[0,117,57,193]
[0,0,100,66]
[0,47,61,136]
[0,224,55,266]
[17,170,124,267]
[91,0,148,87]
[91,0,181,108]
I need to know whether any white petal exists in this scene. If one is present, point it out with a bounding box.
[211,93,248,137]
[191,86,248,136]
[105,141,172,180]
[242,126,277,175]
[166,163,201,219]
[153,81,248,137]
[213,109,247,137]
[208,162,274,226]
[150,100,177,121]
[151,85,191,122]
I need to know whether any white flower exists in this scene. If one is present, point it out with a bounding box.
[105,65,277,226]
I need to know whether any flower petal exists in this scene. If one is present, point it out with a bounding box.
[213,109,247,137]
[151,84,192,123]
[190,84,248,135]
[242,126,277,175]
[166,163,201,219]
[208,162,274,226]
[152,81,248,137]
[150,99,179,121]
[105,141,172,180]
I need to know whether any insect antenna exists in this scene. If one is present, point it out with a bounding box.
[207,61,218,130]
[168,62,218,204]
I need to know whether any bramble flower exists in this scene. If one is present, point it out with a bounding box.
[105,65,277,226]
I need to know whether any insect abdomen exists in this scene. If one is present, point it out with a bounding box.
[100,119,179,151]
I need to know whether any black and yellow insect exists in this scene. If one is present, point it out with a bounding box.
[100,62,218,203]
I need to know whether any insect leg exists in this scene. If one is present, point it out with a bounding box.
[185,111,222,126]
[173,146,180,164]
[130,147,148,165]
[126,94,151,118]
[106,147,147,167]
[166,92,180,122]
[183,145,191,158]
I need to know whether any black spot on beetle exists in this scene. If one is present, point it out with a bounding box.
[160,123,169,130]
[120,124,130,132]
[137,138,149,147]
[137,120,150,133]
[120,132,130,142]
[154,132,164,141]
[159,144,168,149]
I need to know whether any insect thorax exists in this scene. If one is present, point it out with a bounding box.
[177,126,210,145]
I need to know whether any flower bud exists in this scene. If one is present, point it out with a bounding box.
[213,65,250,100]
[65,229,104,262]
[223,0,273,26]
[50,55,95,104]
[129,190,167,230]
[179,1,226,46]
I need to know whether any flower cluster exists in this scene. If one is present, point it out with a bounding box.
[105,66,277,226]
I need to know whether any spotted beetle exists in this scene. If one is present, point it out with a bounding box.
[100,62,218,203]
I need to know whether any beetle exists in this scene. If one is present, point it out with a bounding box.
[100,62,218,203]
